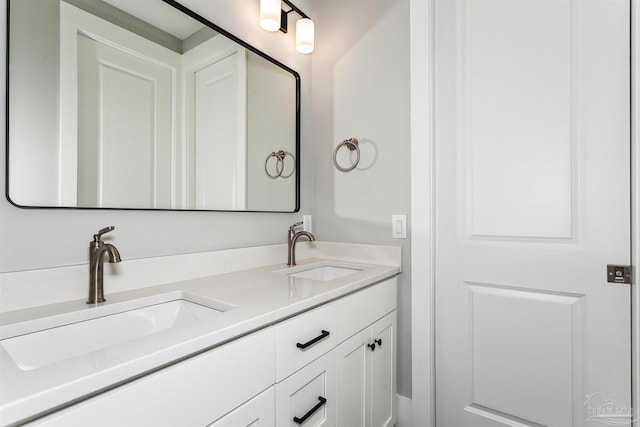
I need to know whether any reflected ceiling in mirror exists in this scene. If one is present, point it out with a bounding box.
[7,0,300,212]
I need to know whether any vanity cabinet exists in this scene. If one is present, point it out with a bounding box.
[24,277,397,427]
[274,277,397,427]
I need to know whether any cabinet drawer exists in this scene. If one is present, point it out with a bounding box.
[276,302,336,381]
[276,350,335,427]
[27,327,276,427]
[208,387,275,427]
[334,277,397,344]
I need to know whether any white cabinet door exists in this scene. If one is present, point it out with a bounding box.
[276,351,335,427]
[435,0,631,426]
[335,311,396,427]
[208,387,275,427]
[369,312,396,427]
[336,328,370,427]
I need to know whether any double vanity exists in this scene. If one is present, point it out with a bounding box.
[0,242,400,426]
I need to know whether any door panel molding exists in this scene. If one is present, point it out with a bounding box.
[468,282,582,426]
[461,0,576,241]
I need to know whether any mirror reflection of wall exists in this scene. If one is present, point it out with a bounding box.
[8,0,298,212]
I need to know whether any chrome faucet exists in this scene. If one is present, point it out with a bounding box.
[87,226,121,304]
[287,221,315,266]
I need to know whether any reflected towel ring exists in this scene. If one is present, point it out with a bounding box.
[265,150,296,179]
[280,151,296,178]
[265,150,285,179]
[333,138,360,172]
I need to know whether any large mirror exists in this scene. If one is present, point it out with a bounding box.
[7,0,300,211]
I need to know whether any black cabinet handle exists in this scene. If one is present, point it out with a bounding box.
[293,396,327,424]
[368,339,383,351]
[296,330,330,350]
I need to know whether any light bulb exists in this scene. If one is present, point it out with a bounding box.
[296,18,314,54]
[260,0,281,32]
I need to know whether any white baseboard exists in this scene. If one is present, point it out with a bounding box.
[397,394,412,427]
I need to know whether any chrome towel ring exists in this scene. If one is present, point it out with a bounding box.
[265,150,296,179]
[333,138,360,172]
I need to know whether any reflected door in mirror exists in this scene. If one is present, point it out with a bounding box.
[74,30,175,208]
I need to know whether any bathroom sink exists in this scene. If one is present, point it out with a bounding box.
[281,263,363,281]
[0,293,233,371]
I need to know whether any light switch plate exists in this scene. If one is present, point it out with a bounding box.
[303,215,313,233]
[392,215,406,239]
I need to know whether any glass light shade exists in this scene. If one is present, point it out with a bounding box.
[260,0,282,32]
[296,18,314,54]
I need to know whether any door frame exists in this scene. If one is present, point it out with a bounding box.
[409,0,435,424]
[409,0,639,425]
[631,0,639,423]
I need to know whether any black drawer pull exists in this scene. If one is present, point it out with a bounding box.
[296,330,330,349]
[293,396,327,424]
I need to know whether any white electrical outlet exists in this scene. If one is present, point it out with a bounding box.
[392,215,406,239]
[303,215,313,233]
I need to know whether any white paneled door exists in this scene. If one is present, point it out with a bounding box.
[435,0,631,426]
[182,37,247,211]
[77,34,174,209]
[192,49,247,211]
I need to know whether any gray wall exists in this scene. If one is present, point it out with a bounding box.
[311,0,412,398]
[0,0,313,272]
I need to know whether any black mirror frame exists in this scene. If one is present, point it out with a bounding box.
[4,0,301,213]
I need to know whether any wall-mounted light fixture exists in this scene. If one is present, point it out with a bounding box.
[260,0,314,54]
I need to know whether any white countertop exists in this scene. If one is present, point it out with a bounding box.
[0,258,399,426]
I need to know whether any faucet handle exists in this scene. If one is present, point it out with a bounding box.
[289,221,303,232]
[94,226,115,242]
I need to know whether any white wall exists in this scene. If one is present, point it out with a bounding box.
[310,0,412,398]
[0,0,313,273]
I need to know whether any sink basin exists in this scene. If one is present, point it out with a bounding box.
[283,264,363,281]
[0,292,233,371]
